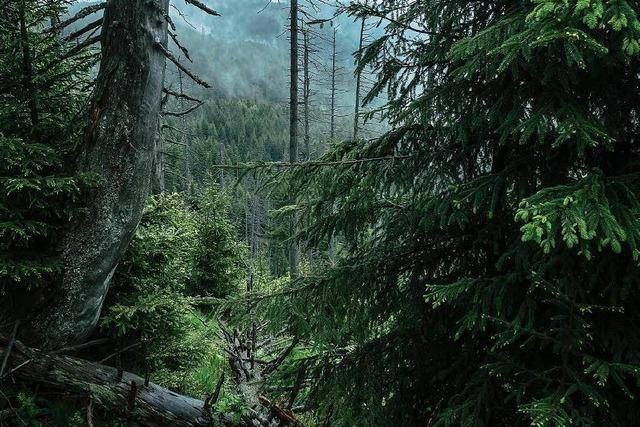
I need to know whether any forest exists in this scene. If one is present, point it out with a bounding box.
[2,0,640,426]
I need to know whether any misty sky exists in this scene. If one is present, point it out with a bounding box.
[72,1,377,106]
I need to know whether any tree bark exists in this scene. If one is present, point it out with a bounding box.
[0,0,169,349]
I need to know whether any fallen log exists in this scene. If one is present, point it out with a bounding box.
[0,337,239,427]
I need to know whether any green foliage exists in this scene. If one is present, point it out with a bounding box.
[102,191,244,395]
[192,187,245,298]
[0,0,94,289]
[261,0,640,425]
[102,193,205,389]
[0,388,88,427]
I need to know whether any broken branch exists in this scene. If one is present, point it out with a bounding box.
[183,0,220,16]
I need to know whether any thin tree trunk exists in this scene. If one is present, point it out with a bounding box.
[328,28,338,261]
[330,28,337,141]
[152,116,165,194]
[353,17,365,140]
[179,70,193,194]
[219,143,226,189]
[303,26,310,160]
[289,0,300,279]
[0,0,170,349]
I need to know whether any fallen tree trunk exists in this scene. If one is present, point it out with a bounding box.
[0,338,235,427]
[1,335,303,427]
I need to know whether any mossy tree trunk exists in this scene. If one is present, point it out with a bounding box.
[0,0,169,350]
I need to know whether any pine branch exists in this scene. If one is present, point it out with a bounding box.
[208,155,412,170]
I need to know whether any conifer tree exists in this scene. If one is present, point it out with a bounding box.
[0,0,94,292]
[268,1,640,425]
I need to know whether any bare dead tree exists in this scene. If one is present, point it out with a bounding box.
[303,24,311,161]
[289,0,301,279]
[330,27,337,142]
[353,16,365,139]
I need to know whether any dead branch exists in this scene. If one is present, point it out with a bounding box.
[51,338,111,355]
[64,18,103,42]
[162,102,203,117]
[258,395,301,425]
[155,42,211,88]
[183,0,220,16]
[48,3,106,33]
[169,30,192,62]
[203,373,224,413]
[163,87,202,103]
[263,338,299,376]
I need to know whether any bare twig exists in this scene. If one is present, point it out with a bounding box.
[87,398,94,427]
[168,30,192,62]
[99,341,144,364]
[51,338,111,355]
[0,359,32,381]
[162,102,203,117]
[162,87,202,103]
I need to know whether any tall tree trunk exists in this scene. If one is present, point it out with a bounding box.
[289,0,300,279]
[178,70,193,194]
[152,117,166,194]
[328,28,338,262]
[330,28,336,142]
[219,143,226,189]
[303,26,310,160]
[353,17,365,140]
[1,0,169,350]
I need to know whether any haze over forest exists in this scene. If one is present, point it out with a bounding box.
[74,1,371,101]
